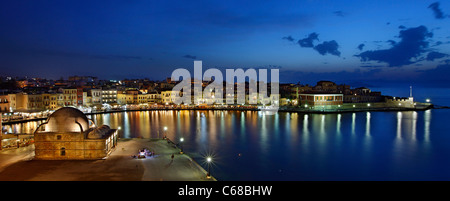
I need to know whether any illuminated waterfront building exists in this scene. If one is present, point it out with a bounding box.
[147,92,161,104]
[117,93,130,105]
[299,92,344,106]
[117,89,142,105]
[89,89,102,105]
[63,88,77,106]
[161,91,178,104]
[0,94,10,112]
[101,88,117,104]
[8,93,44,112]
[42,93,60,110]
[34,107,118,160]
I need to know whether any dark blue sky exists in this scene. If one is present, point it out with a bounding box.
[0,0,449,87]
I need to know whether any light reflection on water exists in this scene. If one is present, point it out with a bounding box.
[2,109,447,180]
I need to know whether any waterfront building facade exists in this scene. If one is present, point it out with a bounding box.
[63,88,77,106]
[386,97,415,108]
[117,93,130,105]
[102,88,117,104]
[148,92,160,104]
[102,89,117,104]
[89,89,102,105]
[299,93,343,106]
[162,91,178,104]
[42,93,60,110]
[8,93,44,111]
[0,94,10,112]
[138,93,149,104]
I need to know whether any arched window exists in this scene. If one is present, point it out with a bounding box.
[61,147,66,156]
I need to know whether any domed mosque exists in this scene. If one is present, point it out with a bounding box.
[34,107,118,160]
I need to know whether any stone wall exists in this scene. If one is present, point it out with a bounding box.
[34,132,107,160]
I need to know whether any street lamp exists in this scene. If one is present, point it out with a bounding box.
[179,137,184,154]
[206,156,212,179]
[161,126,168,139]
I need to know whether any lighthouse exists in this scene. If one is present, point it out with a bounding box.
[409,86,414,103]
[410,86,413,98]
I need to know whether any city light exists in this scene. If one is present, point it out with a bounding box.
[179,137,185,154]
[206,156,212,179]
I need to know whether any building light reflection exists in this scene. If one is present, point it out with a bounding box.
[397,112,402,139]
[303,114,309,136]
[337,114,341,135]
[424,109,431,142]
[320,114,325,135]
[365,112,371,136]
[412,111,417,141]
[351,113,356,135]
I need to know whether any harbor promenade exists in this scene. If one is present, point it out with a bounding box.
[1,102,434,125]
[0,138,214,181]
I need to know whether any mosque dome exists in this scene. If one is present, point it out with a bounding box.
[44,107,90,133]
[87,125,111,139]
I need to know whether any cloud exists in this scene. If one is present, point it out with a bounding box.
[428,2,446,19]
[297,32,319,48]
[333,11,345,17]
[183,55,197,59]
[290,32,340,57]
[282,36,295,42]
[426,51,448,61]
[357,44,365,51]
[386,40,396,46]
[314,40,341,56]
[434,41,443,46]
[355,25,433,67]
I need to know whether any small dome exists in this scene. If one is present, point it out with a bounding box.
[88,125,111,139]
[44,107,89,133]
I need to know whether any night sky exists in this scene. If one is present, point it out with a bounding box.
[1,0,449,87]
